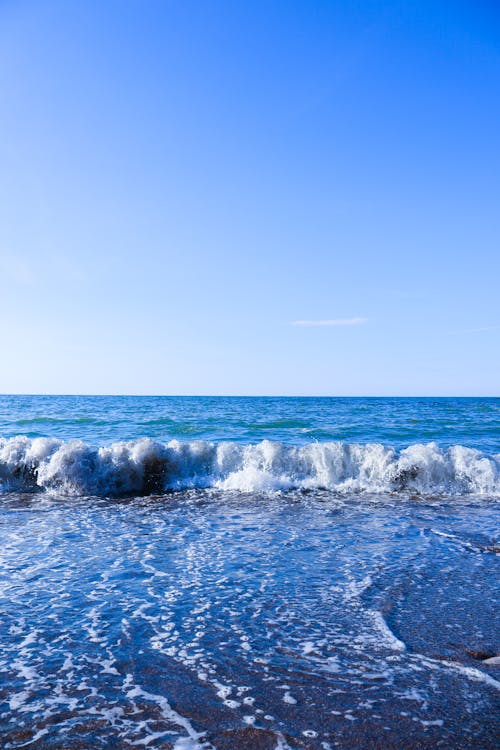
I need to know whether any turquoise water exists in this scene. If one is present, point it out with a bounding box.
[1,395,499,449]
[0,396,498,748]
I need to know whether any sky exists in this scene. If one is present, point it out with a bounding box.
[0,0,499,396]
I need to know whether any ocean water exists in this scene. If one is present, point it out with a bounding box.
[0,396,499,748]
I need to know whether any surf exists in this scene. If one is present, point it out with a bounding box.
[1,436,498,497]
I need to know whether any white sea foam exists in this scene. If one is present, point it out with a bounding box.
[0,436,498,497]
[369,611,406,652]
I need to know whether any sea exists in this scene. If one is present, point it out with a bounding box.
[0,395,499,749]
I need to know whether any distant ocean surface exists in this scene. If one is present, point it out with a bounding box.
[0,396,499,748]
[1,394,499,448]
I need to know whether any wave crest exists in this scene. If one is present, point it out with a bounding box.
[0,436,498,497]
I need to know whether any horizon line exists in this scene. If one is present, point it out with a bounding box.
[0,393,498,399]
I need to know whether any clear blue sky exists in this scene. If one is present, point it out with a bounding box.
[0,0,499,396]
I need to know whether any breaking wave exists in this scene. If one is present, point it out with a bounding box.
[0,436,499,497]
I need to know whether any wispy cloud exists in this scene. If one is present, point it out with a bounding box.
[292,317,368,327]
[465,325,499,333]
[450,324,500,335]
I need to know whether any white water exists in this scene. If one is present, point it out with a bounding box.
[0,436,499,496]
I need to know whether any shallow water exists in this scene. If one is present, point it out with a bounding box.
[0,396,498,748]
[0,490,498,748]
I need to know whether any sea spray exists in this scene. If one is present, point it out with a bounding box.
[0,435,498,496]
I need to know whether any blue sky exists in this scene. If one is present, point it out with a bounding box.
[0,0,499,395]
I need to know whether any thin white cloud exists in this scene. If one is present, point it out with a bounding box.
[466,325,499,333]
[292,317,368,327]
[449,325,500,335]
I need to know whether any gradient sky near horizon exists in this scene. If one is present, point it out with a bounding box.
[0,0,499,396]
